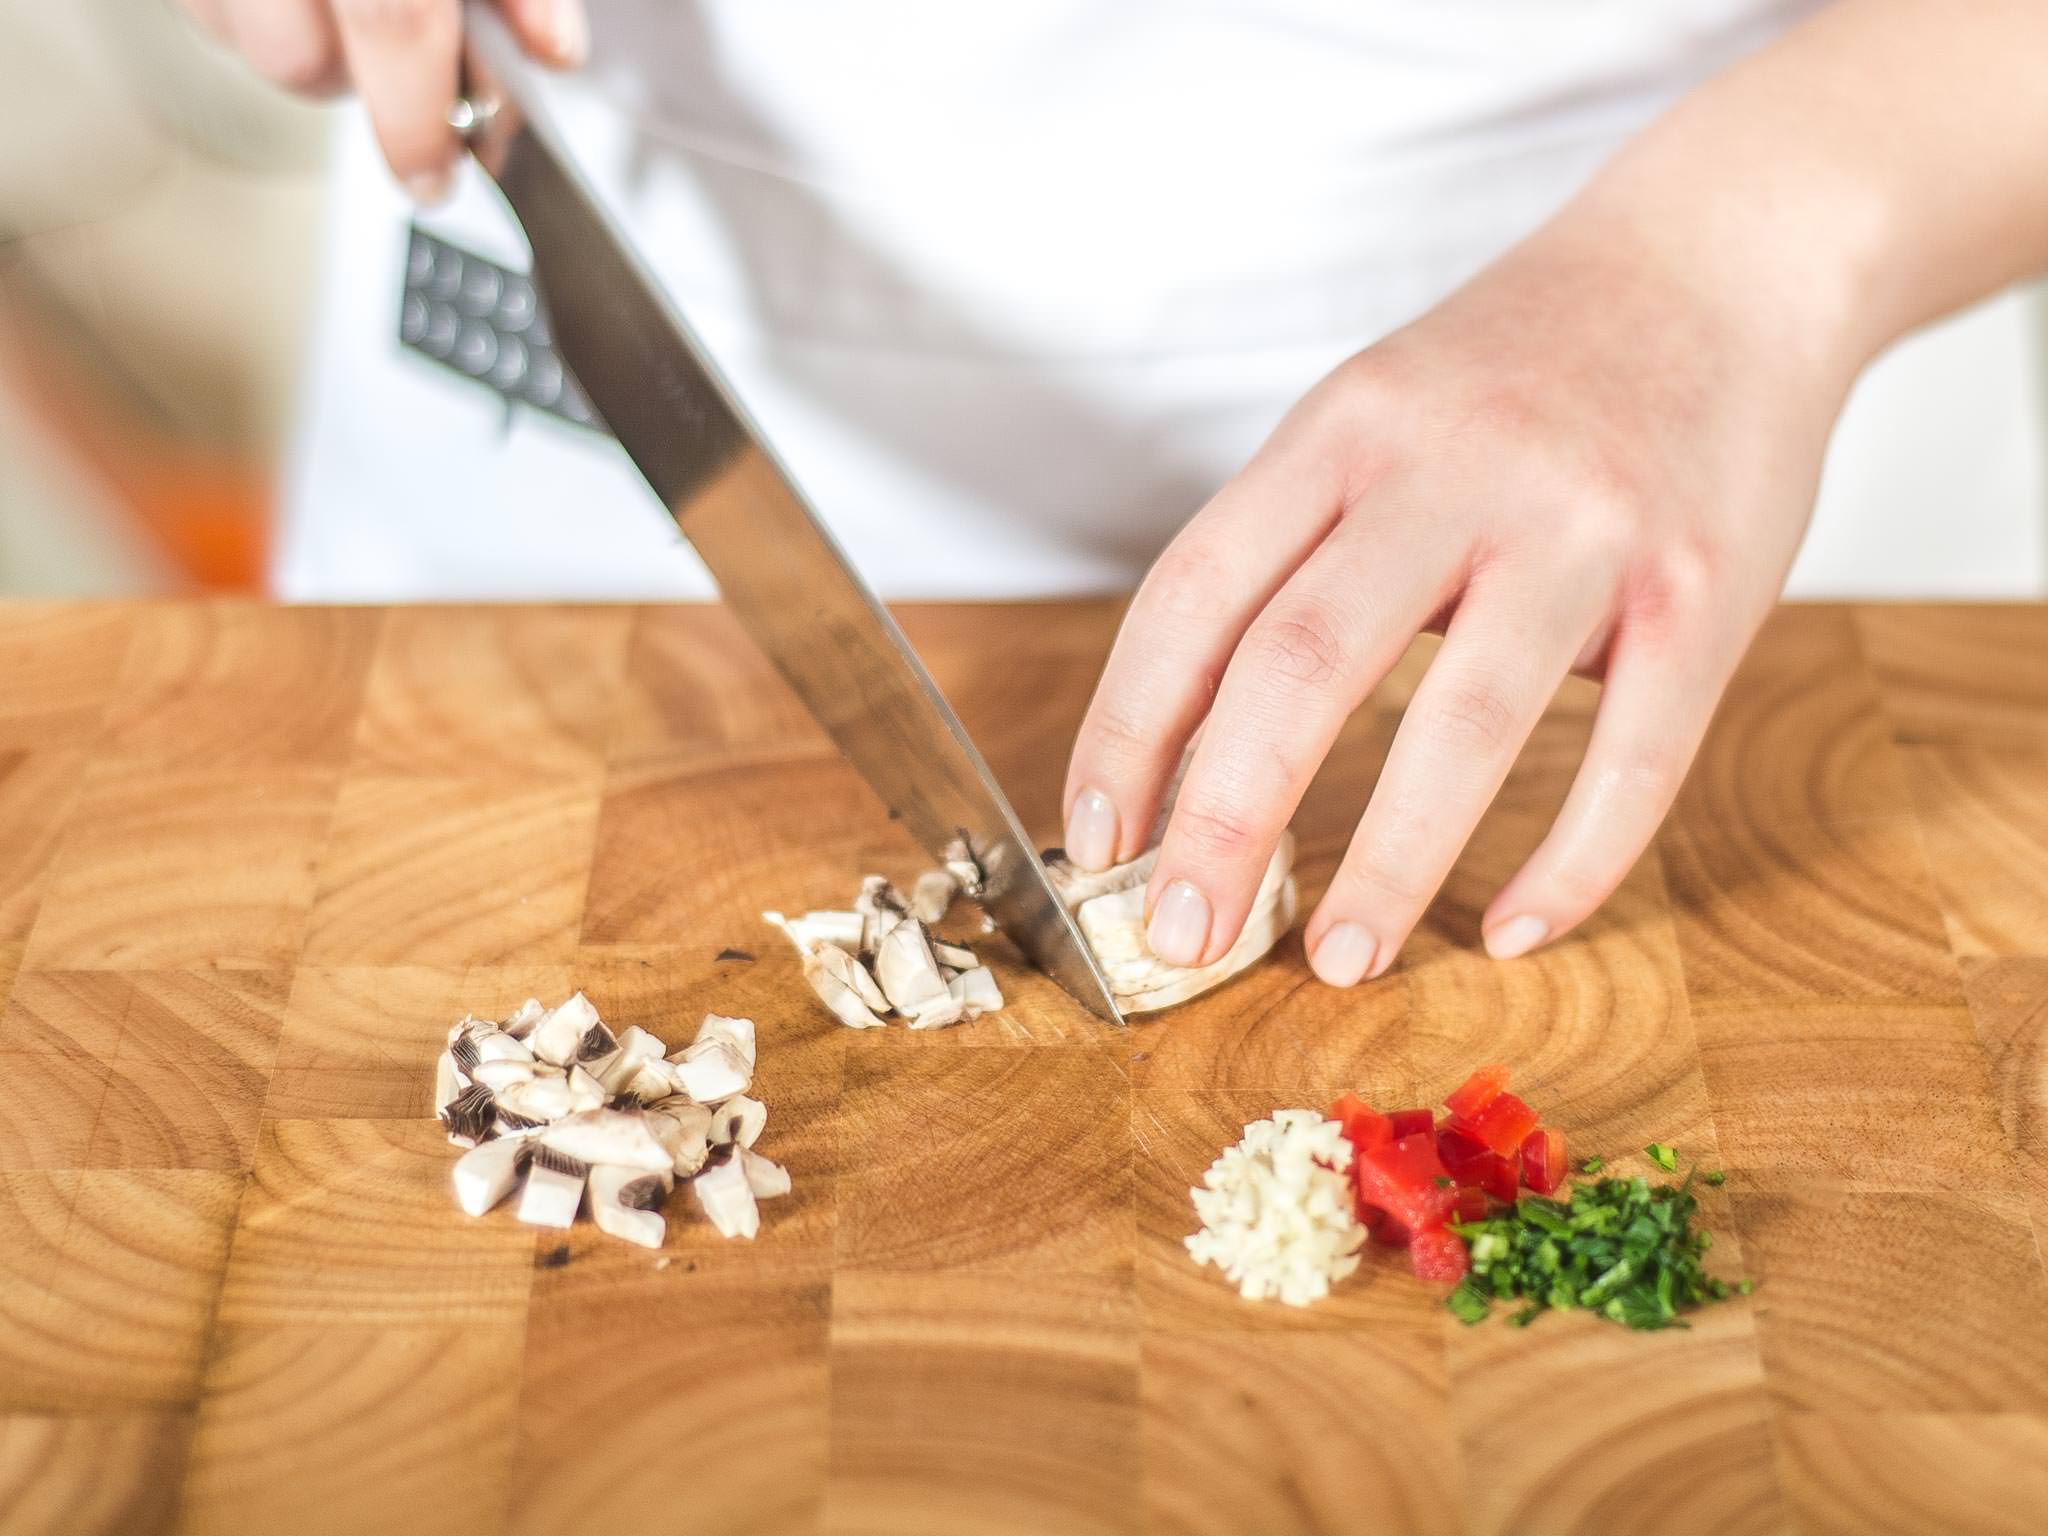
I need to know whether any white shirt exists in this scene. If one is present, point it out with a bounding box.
[277,0,2045,600]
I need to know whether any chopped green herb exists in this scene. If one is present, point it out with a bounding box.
[1433,1175,1454,1188]
[1440,1167,1749,1332]
[1702,1169,1726,1187]
[1580,1156,1604,1175]
[1644,1143,1679,1173]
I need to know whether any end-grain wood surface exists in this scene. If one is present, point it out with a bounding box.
[0,599,2045,1536]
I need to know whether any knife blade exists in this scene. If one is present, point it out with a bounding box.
[454,4,1121,1022]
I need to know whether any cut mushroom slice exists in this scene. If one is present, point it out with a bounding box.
[931,940,979,971]
[910,868,959,925]
[452,1135,528,1217]
[645,1099,715,1177]
[528,992,602,1067]
[905,992,966,1030]
[874,920,950,1014]
[434,1051,466,1116]
[539,1108,674,1174]
[766,912,891,1029]
[594,1024,667,1098]
[778,909,865,951]
[501,998,546,1039]
[516,1158,585,1228]
[564,1065,607,1113]
[947,966,1005,1018]
[692,1154,760,1239]
[708,1094,767,1149]
[494,1073,576,1125]
[588,1164,667,1250]
[739,1147,792,1199]
[669,1040,751,1105]
[692,1014,757,1073]
[470,1058,536,1094]
[474,1031,534,1066]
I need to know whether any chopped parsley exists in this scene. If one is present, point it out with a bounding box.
[1702,1169,1726,1187]
[1644,1143,1679,1173]
[1579,1156,1604,1175]
[1444,1167,1749,1331]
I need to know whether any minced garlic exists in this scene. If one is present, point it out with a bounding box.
[1185,1109,1366,1307]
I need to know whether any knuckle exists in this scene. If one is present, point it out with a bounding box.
[1417,672,1522,756]
[1139,534,1239,628]
[1083,699,1157,777]
[1168,799,1268,866]
[1243,608,1348,690]
[1632,537,1723,632]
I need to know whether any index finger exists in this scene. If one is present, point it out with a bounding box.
[335,0,463,198]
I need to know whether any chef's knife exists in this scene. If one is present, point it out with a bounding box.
[453,3,1122,1022]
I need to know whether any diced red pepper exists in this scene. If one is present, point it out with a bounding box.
[1329,1093,1392,1156]
[1452,1185,1490,1224]
[1437,1127,1494,1184]
[1521,1126,1568,1196]
[1354,1132,1458,1233]
[1409,1227,1471,1284]
[1443,1064,1511,1124]
[1387,1108,1435,1140]
[1482,1148,1522,1203]
[1451,1091,1541,1159]
[1370,1212,1411,1248]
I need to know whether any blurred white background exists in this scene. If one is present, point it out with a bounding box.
[2,0,2044,597]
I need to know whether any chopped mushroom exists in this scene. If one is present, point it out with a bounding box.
[739,1147,792,1200]
[764,911,890,1029]
[435,995,789,1250]
[874,920,950,1014]
[516,1158,585,1229]
[501,998,546,1040]
[947,967,1004,1018]
[453,1134,528,1216]
[588,1164,667,1249]
[528,992,601,1067]
[910,868,958,925]
[709,1094,767,1149]
[692,1154,759,1239]
[768,869,1007,1032]
[539,1109,674,1174]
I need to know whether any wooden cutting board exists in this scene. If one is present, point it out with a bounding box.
[0,598,2044,1536]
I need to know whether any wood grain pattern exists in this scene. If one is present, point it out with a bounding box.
[0,598,2042,1534]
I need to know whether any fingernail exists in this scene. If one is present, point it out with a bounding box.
[405,169,452,206]
[1485,914,1549,960]
[1310,922,1377,987]
[1065,788,1118,873]
[1146,880,1211,966]
[552,3,588,65]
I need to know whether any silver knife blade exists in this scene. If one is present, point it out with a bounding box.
[456,5,1121,1022]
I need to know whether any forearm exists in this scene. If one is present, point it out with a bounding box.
[1538,0,2048,387]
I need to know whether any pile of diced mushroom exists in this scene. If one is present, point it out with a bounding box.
[435,994,789,1248]
[765,857,1006,1030]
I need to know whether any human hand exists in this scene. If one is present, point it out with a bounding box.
[1062,216,1852,985]
[176,0,587,199]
